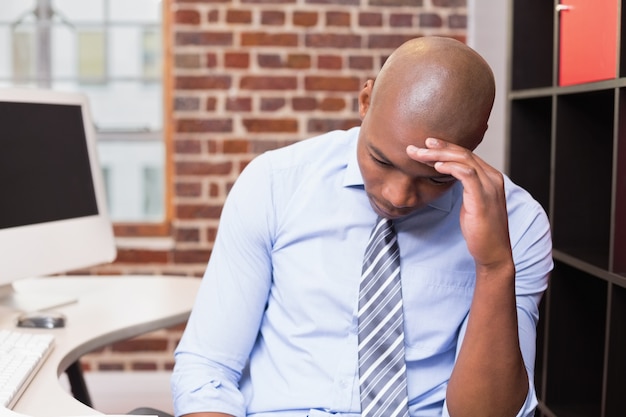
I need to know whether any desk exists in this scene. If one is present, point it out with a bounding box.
[0,276,201,417]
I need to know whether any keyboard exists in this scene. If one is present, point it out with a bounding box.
[0,329,54,409]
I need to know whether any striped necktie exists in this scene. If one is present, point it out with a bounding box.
[358,217,410,417]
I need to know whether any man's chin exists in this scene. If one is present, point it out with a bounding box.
[370,199,406,220]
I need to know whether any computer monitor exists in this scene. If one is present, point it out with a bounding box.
[0,88,117,311]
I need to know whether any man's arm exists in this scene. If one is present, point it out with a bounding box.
[407,138,530,417]
[172,155,275,417]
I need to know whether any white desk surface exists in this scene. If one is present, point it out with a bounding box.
[0,275,201,417]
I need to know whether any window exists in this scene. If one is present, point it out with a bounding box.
[12,30,35,83]
[78,30,105,83]
[0,0,164,225]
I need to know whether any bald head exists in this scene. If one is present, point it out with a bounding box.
[368,36,495,149]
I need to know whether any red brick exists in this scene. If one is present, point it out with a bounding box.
[174,97,200,111]
[292,97,317,111]
[293,11,318,26]
[225,52,250,68]
[305,76,360,91]
[326,11,350,26]
[207,139,219,153]
[241,32,299,47]
[175,10,201,24]
[175,31,233,46]
[261,98,286,111]
[261,10,286,25]
[258,54,283,68]
[172,249,212,264]
[175,228,200,242]
[176,75,231,90]
[319,97,346,111]
[250,140,297,153]
[243,118,298,133]
[176,119,233,132]
[390,13,414,27]
[175,182,202,197]
[287,54,311,69]
[206,97,217,111]
[174,139,202,154]
[349,55,374,70]
[112,338,168,352]
[98,363,124,371]
[305,33,361,48]
[226,97,252,112]
[175,53,201,69]
[226,9,253,23]
[242,0,295,3]
[209,183,220,197]
[207,226,218,242]
[370,0,422,4]
[206,53,218,68]
[318,55,342,70]
[240,76,297,90]
[177,204,223,220]
[225,97,252,111]
[432,0,465,6]
[368,34,418,49]
[207,10,219,22]
[359,12,382,27]
[420,13,443,28]
[306,0,358,4]
[223,139,250,153]
[449,14,467,29]
[176,160,233,175]
[307,118,361,133]
[132,363,158,371]
[115,249,169,264]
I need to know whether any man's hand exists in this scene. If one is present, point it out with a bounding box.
[407,137,528,417]
[407,137,513,271]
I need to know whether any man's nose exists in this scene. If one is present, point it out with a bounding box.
[382,178,419,209]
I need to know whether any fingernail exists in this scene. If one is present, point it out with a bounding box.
[426,137,439,146]
[407,145,418,153]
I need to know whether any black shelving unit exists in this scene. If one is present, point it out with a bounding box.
[507,1,626,416]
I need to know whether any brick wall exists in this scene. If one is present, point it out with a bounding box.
[81,0,467,372]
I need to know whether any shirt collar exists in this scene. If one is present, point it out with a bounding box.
[342,127,455,213]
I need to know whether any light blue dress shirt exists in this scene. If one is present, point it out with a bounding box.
[171,127,553,417]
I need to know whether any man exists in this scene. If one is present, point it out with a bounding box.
[171,36,553,417]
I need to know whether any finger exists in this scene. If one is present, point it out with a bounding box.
[407,140,489,184]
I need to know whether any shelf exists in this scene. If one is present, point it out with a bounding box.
[605,285,626,416]
[510,0,554,90]
[509,1,623,415]
[552,90,614,270]
[543,262,607,417]
[614,90,626,274]
[508,97,552,211]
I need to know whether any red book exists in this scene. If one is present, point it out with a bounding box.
[559,0,618,86]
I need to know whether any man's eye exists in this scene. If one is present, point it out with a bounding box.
[430,176,456,185]
[371,155,391,167]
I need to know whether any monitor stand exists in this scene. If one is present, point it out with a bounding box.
[0,282,77,312]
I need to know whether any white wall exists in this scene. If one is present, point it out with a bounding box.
[467,0,509,173]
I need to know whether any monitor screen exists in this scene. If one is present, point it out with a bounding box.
[0,88,116,311]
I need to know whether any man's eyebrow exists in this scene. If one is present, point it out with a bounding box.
[369,144,392,164]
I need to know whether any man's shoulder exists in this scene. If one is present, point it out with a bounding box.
[503,174,549,223]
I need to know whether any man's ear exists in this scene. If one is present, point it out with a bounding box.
[358,79,375,120]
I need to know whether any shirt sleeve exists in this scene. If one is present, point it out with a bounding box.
[442,188,553,417]
[171,154,276,417]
